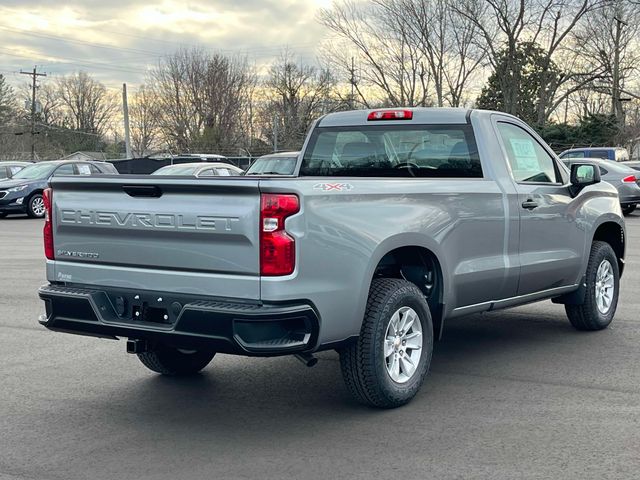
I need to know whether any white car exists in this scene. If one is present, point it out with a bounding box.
[151,162,243,177]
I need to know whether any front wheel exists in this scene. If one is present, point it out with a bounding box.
[622,204,636,215]
[137,344,216,375]
[339,278,434,408]
[27,194,46,218]
[565,241,619,331]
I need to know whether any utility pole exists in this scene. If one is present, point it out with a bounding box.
[122,83,132,158]
[350,57,355,109]
[273,112,278,153]
[20,66,46,161]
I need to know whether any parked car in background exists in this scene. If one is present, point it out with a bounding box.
[562,157,640,215]
[0,162,31,180]
[559,147,629,162]
[0,160,117,218]
[151,162,243,177]
[244,152,300,175]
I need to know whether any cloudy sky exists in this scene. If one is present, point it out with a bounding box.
[0,0,333,92]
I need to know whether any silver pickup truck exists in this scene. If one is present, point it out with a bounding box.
[38,108,625,408]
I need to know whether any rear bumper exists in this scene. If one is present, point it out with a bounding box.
[38,284,319,356]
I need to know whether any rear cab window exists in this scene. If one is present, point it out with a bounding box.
[300,124,482,178]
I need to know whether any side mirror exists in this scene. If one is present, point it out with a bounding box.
[570,163,600,191]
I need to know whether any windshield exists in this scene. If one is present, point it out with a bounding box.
[152,165,199,176]
[300,125,482,178]
[246,156,298,175]
[12,163,56,180]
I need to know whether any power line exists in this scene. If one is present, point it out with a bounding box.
[0,48,150,75]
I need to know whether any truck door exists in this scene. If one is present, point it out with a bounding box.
[495,120,585,296]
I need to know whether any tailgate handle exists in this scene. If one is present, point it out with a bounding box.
[123,185,163,198]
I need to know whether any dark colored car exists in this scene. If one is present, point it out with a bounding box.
[0,162,31,180]
[0,160,118,218]
[559,147,630,162]
[244,151,300,175]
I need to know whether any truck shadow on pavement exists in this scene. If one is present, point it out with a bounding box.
[76,308,595,433]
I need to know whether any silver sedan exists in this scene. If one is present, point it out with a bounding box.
[563,158,640,215]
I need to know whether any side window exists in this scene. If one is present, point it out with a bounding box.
[53,164,75,176]
[588,150,611,160]
[9,166,22,175]
[0,166,8,179]
[599,166,608,175]
[89,164,101,174]
[76,164,93,175]
[215,168,232,176]
[564,151,585,159]
[497,122,559,183]
[199,168,215,177]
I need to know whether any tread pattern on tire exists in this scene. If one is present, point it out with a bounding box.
[137,346,215,376]
[340,278,433,408]
[565,241,619,331]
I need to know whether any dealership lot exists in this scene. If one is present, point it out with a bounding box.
[1,215,640,480]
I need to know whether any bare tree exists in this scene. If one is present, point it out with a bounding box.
[319,0,431,107]
[55,72,118,135]
[150,48,256,154]
[0,74,16,126]
[572,0,640,123]
[374,0,485,107]
[129,85,160,157]
[261,51,340,151]
[453,0,602,123]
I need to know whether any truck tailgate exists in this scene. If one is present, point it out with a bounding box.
[50,176,261,278]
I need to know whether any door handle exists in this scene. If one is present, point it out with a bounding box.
[123,185,163,198]
[521,199,538,210]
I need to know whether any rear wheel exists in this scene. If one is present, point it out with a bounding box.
[622,204,636,215]
[565,241,619,331]
[137,343,216,376]
[339,278,433,408]
[27,194,45,218]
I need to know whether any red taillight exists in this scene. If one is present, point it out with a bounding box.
[367,109,413,121]
[622,175,636,183]
[43,188,54,260]
[260,193,299,276]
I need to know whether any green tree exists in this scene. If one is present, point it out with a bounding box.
[476,42,562,127]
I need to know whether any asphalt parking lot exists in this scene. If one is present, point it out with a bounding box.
[1,215,639,480]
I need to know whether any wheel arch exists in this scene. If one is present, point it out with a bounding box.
[592,220,625,277]
[362,235,448,340]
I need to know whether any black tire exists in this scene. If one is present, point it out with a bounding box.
[622,204,636,215]
[137,343,215,376]
[565,241,619,331]
[339,278,434,408]
[0,212,7,218]
[27,193,45,218]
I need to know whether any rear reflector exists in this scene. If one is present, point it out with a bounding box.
[367,109,413,121]
[260,193,299,276]
[43,188,54,260]
[622,175,636,183]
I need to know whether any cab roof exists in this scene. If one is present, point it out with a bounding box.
[318,107,472,127]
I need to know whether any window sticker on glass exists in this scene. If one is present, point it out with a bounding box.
[77,164,92,175]
[509,139,539,171]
